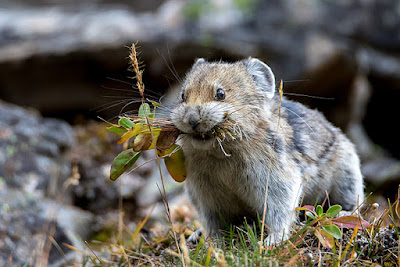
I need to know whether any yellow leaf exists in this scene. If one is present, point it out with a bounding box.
[146,130,161,150]
[163,146,187,182]
[117,123,145,145]
[314,228,335,249]
[157,144,176,157]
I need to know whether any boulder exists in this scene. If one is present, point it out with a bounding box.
[0,100,94,265]
[0,100,73,197]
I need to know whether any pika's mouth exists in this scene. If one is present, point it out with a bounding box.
[190,131,214,141]
[180,119,242,143]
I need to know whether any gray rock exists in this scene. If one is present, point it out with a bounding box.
[362,158,400,184]
[0,188,69,266]
[0,100,74,197]
[0,186,95,266]
[0,100,98,265]
[40,199,94,249]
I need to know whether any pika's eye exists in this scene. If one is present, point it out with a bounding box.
[215,88,225,101]
[181,91,185,102]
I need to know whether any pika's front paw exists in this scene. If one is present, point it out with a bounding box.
[265,234,277,246]
[187,229,203,244]
[264,231,288,246]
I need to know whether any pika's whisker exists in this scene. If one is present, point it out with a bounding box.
[283,92,334,100]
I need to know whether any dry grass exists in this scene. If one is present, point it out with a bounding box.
[45,44,400,266]
[72,198,399,266]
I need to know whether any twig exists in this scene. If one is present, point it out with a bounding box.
[128,43,184,264]
[85,241,105,265]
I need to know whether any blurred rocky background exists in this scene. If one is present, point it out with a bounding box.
[1,0,400,265]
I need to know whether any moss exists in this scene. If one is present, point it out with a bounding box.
[183,1,211,20]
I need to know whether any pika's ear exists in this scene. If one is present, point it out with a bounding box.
[242,57,275,98]
[192,58,206,69]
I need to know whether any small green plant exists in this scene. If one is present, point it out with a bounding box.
[106,102,186,182]
[296,204,370,248]
[106,44,186,183]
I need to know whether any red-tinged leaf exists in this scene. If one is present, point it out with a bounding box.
[110,149,141,181]
[296,205,316,213]
[314,228,335,249]
[331,215,370,229]
[156,129,180,151]
[131,130,161,152]
[133,133,153,152]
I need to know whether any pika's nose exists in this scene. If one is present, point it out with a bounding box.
[184,110,200,129]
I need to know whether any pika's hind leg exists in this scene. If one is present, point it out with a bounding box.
[329,156,364,212]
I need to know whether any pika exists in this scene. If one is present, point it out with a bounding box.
[170,58,364,244]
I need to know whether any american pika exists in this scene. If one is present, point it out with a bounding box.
[170,58,364,244]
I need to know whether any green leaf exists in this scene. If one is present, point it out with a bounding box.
[149,100,161,115]
[316,205,323,217]
[322,224,342,239]
[110,149,141,181]
[106,125,128,134]
[149,100,162,107]
[118,118,135,129]
[326,205,342,218]
[306,211,317,220]
[138,103,152,119]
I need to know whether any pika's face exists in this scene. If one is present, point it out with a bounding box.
[171,58,276,149]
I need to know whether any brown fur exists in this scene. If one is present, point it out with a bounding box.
[170,58,364,244]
